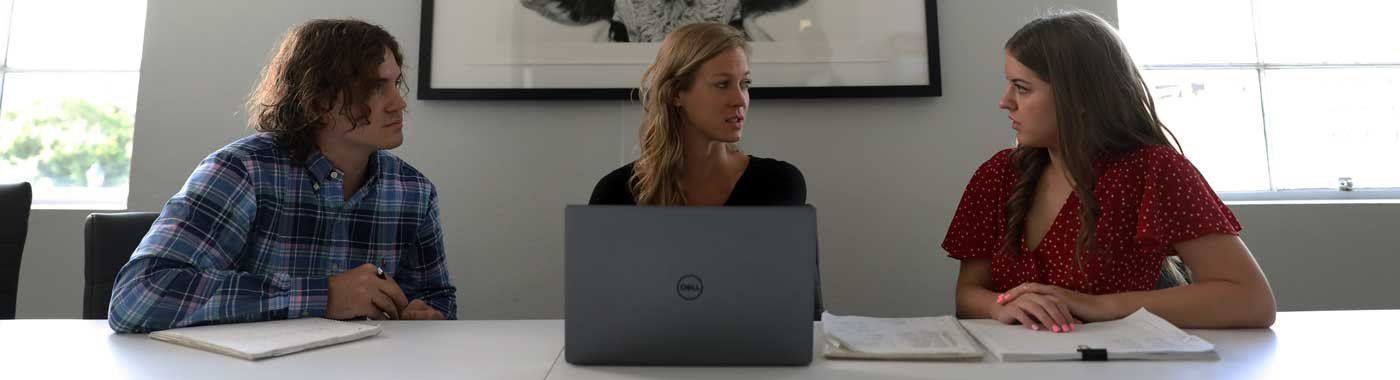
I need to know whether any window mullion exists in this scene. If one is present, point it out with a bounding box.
[1,0,13,69]
[1247,0,1277,192]
[1,0,14,109]
[1253,66,1277,192]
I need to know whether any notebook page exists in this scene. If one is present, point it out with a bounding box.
[959,308,1213,360]
[822,313,982,356]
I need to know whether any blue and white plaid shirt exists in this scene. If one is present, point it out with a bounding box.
[109,133,456,333]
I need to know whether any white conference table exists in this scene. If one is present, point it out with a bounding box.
[1,310,1392,379]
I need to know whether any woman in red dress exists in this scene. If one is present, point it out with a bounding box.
[943,10,1275,332]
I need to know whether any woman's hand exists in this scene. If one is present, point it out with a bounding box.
[998,282,1126,324]
[990,285,1077,332]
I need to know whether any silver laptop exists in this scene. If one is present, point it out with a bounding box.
[564,206,816,366]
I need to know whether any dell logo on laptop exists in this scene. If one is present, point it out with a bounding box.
[676,274,704,300]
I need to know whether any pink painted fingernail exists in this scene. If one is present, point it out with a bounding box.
[1062,325,1070,332]
[1051,325,1060,333]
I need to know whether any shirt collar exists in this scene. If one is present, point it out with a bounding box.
[304,150,382,183]
[304,151,339,182]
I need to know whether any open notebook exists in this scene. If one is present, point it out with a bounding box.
[148,318,381,360]
[821,312,985,360]
[959,308,1217,361]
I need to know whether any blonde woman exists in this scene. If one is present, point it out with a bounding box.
[589,22,805,207]
[588,22,816,318]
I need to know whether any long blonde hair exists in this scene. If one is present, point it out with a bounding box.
[630,23,750,205]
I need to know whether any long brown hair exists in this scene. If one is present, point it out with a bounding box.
[631,23,749,205]
[247,19,406,161]
[1001,10,1181,261]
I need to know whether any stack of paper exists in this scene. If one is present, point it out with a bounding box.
[148,318,381,360]
[959,308,1217,361]
[821,312,985,360]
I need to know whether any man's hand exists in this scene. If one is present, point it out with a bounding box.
[326,264,410,320]
[400,299,446,320]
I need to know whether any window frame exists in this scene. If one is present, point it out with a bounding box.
[1125,1,1400,203]
[0,0,145,210]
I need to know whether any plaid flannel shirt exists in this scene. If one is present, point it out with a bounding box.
[109,134,456,333]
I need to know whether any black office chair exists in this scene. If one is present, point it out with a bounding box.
[0,182,33,319]
[83,212,159,319]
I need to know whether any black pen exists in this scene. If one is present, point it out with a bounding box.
[375,266,390,320]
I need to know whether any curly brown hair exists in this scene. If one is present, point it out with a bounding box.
[246,19,406,161]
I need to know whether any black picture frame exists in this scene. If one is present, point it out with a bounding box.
[418,0,940,100]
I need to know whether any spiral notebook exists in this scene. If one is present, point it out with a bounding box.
[148,318,381,360]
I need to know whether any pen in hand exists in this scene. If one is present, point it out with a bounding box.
[365,266,391,320]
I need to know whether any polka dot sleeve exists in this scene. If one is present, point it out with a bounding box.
[943,149,1015,260]
[1134,147,1242,254]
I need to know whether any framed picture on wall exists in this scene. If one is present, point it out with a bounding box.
[418,0,940,100]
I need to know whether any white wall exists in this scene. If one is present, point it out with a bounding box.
[15,0,1399,319]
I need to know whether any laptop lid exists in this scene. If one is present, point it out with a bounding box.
[564,206,816,366]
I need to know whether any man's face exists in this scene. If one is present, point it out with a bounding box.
[322,48,407,154]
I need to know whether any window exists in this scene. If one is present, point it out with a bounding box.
[0,0,147,209]
[1118,0,1400,199]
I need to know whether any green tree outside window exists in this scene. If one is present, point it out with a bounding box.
[1,98,134,187]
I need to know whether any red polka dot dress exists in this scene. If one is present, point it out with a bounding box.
[942,145,1241,294]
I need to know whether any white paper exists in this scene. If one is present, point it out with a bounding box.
[959,308,1216,362]
[148,318,381,360]
[821,312,984,360]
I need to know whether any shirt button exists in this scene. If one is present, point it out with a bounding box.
[330,171,341,180]
[313,183,321,190]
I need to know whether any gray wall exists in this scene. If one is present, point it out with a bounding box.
[15,0,1398,319]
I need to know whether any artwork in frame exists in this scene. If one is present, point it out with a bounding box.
[418,0,940,100]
